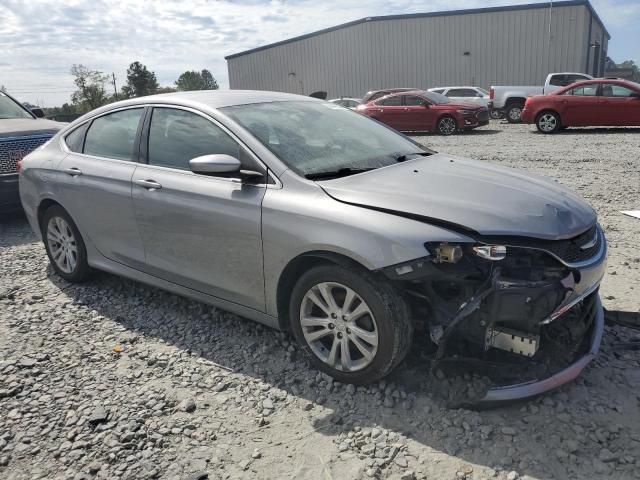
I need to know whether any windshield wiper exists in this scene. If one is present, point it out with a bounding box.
[305,167,375,180]
[395,151,432,162]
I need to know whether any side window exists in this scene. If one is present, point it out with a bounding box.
[447,88,473,97]
[84,108,144,161]
[549,75,568,87]
[601,84,636,97]
[431,89,445,95]
[147,108,240,171]
[404,95,425,106]
[378,96,402,106]
[566,85,598,96]
[64,123,89,153]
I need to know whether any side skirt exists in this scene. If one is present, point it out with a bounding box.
[85,245,280,331]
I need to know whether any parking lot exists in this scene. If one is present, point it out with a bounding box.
[1,122,639,480]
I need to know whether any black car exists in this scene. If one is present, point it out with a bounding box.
[1,91,64,214]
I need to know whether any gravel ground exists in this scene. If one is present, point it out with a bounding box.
[1,122,639,480]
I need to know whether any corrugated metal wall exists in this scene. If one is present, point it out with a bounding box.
[228,3,606,98]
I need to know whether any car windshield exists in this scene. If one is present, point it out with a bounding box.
[0,93,33,119]
[420,91,450,104]
[222,101,431,178]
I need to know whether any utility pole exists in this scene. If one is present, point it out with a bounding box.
[112,73,118,100]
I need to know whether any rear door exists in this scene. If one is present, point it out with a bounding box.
[558,83,600,125]
[598,83,640,126]
[56,107,146,267]
[131,106,267,310]
[372,95,405,130]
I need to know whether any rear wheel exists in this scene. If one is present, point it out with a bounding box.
[437,116,458,136]
[289,265,413,384]
[42,205,92,282]
[505,102,524,123]
[536,111,561,133]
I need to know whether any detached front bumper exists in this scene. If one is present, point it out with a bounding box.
[477,294,604,406]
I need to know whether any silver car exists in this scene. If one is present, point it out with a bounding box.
[20,91,606,404]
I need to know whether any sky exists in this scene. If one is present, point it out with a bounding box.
[0,0,638,107]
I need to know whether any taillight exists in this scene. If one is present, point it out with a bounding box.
[489,88,494,100]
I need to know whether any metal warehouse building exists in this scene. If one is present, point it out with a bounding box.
[225,0,609,99]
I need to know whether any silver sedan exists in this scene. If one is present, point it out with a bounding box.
[20,91,606,403]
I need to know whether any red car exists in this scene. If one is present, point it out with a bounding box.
[356,90,489,135]
[521,78,640,133]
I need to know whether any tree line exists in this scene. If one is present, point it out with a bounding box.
[46,61,219,116]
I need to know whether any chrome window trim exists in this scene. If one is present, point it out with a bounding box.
[59,103,281,189]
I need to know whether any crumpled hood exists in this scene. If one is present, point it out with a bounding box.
[320,154,596,240]
[0,118,65,137]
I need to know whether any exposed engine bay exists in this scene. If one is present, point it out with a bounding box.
[382,224,605,397]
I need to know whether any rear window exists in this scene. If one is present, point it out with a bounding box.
[377,96,402,106]
[84,108,144,161]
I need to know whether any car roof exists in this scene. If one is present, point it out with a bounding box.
[428,86,479,90]
[88,90,314,115]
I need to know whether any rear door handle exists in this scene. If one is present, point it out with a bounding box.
[63,167,82,176]
[134,179,162,190]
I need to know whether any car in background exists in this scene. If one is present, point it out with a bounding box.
[428,86,489,107]
[490,72,593,123]
[361,88,417,104]
[1,90,65,214]
[20,90,607,402]
[357,90,489,135]
[328,97,362,109]
[521,78,640,133]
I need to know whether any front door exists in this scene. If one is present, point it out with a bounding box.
[599,83,640,126]
[401,95,437,131]
[131,107,267,310]
[558,83,600,126]
[56,107,146,267]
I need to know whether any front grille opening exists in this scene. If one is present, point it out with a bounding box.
[0,134,52,174]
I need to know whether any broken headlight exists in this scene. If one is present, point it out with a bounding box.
[473,245,507,261]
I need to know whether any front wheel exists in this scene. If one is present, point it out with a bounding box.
[536,111,561,133]
[489,109,503,120]
[505,103,524,123]
[437,116,458,136]
[289,265,413,384]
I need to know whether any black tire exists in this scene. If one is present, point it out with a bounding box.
[535,110,561,134]
[289,264,413,384]
[41,205,92,282]
[505,102,524,123]
[437,115,458,136]
[489,109,503,120]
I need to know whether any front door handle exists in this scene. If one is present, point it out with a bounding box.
[134,179,162,190]
[63,167,82,176]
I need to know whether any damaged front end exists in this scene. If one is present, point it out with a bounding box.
[383,224,607,405]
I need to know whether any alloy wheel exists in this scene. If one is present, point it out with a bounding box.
[46,216,78,274]
[438,117,457,135]
[538,113,557,132]
[508,106,522,122]
[300,282,378,372]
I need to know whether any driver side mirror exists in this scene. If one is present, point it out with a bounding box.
[630,92,640,99]
[31,107,45,118]
[189,154,240,175]
[189,154,265,182]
